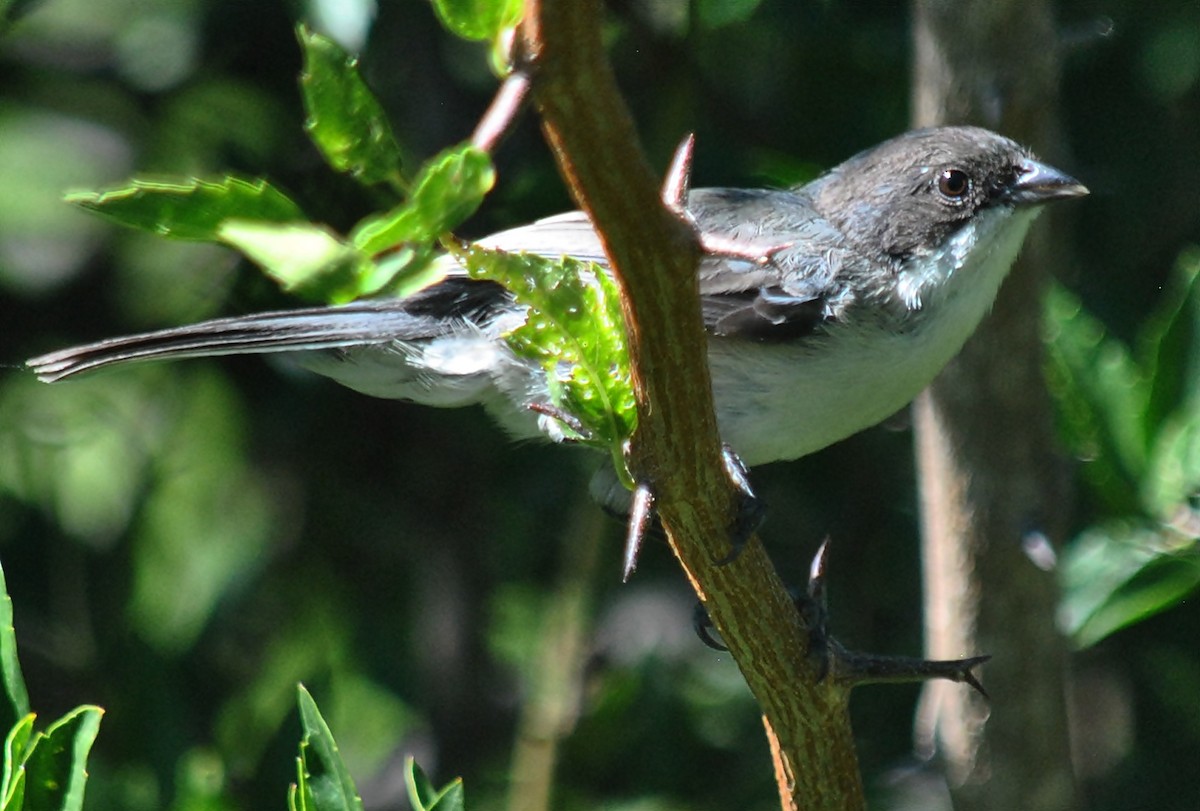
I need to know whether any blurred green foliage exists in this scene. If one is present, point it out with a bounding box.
[0,1,1198,810]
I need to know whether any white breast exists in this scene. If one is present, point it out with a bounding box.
[710,206,1039,465]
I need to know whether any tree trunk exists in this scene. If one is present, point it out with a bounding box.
[910,1,1082,809]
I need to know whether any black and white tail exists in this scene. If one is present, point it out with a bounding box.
[28,278,510,383]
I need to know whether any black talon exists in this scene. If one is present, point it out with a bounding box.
[695,539,993,698]
[693,601,727,651]
[803,540,992,695]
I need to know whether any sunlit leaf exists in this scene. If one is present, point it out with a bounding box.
[1,714,34,810]
[66,176,304,241]
[1060,522,1200,648]
[293,686,364,811]
[297,25,404,190]
[219,220,373,303]
[461,246,635,486]
[404,758,465,811]
[20,705,103,811]
[429,0,522,42]
[290,750,314,811]
[351,144,494,255]
[0,564,29,739]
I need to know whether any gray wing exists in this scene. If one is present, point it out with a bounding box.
[481,187,852,341]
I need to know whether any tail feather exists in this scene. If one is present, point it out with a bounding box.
[28,279,511,383]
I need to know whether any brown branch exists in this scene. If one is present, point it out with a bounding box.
[518,1,866,809]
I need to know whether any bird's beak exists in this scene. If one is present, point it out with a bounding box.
[1007,158,1089,206]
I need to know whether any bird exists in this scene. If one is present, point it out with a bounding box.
[28,126,1087,481]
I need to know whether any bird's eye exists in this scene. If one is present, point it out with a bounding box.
[937,168,971,200]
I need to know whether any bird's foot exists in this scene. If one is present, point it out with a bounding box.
[695,540,991,697]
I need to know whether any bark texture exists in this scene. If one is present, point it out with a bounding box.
[520,1,867,807]
[910,1,1082,809]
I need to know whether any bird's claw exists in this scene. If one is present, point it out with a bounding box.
[694,539,992,698]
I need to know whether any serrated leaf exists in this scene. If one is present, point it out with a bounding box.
[66,176,305,240]
[297,25,404,189]
[1044,283,1150,513]
[218,220,373,303]
[461,246,636,484]
[430,0,523,42]
[352,144,494,255]
[293,685,364,811]
[1061,523,1200,648]
[20,705,103,811]
[0,563,30,739]
[2,714,35,811]
[404,758,465,811]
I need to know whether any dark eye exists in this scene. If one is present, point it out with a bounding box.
[937,168,971,200]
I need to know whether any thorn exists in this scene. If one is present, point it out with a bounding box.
[807,537,830,602]
[714,444,766,565]
[471,70,532,153]
[661,133,696,209]
[698,233,794,267]
[622,482,655,582]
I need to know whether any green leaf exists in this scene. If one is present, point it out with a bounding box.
[404,758,465,811]
[0,563,30,738]
[429,0,523,42]
[20,705,103,811]
[351,144,494,255]
[1060,523,1200,648]
[1044,283,1150,513]
[218,221,373,303]
[66,176,305,241]
[461,246,636,485]
[2,714,35,811]
[1140,247,1200,441]
[297,25,404,190]
[289,752,314,811]
[293,685,364,811]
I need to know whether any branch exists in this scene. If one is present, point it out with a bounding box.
[518,2,865,808]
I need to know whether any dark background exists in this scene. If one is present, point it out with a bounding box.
[1,0,1197,809]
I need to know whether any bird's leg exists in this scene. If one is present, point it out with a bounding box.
[805,540,991,695]
[694,540,991,697]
